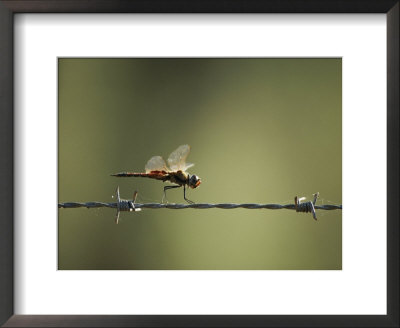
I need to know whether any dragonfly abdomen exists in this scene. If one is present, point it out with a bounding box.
[111,171,170,182]
[111,172,147,177]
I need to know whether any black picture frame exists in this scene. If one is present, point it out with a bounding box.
[0,1,398,327]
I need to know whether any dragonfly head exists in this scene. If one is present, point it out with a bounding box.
[188,174,201,189]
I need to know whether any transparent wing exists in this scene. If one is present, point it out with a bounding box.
[183,163,194,171]
[167,144,194,172]
[145,156,169,173]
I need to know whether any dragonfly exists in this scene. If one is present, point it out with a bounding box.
[111,145,201,204]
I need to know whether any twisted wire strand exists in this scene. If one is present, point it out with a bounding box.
[58,202,342,210]
[59,190,339,222]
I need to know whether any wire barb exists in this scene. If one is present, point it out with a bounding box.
[58,189,341,223]
[115,186,141,224]
[295,192,319,220]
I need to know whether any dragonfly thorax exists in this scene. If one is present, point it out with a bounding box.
[188,174,201,189]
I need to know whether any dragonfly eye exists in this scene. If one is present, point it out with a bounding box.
[189,175,201,189]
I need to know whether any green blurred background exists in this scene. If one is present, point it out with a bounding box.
[58,58,342,270]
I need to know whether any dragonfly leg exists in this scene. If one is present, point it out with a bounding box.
[183,185,194,204]
[163,185,181,203]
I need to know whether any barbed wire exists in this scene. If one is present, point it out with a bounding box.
[58,202,341,211]
[58,188,342,223]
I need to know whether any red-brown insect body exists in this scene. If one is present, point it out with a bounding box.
[112,170,189,186]
[111,145,201,203]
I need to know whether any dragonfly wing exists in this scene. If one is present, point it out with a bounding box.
[182,163,194,171]
[168,144,191,171]
[145,156,168,173]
